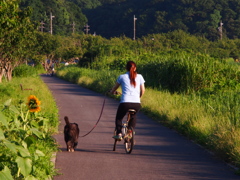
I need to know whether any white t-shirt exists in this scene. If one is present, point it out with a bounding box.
[117,72,145,103]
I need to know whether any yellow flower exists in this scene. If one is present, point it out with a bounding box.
[27,95,41,112]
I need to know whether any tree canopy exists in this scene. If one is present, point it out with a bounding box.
[0,0,36,82]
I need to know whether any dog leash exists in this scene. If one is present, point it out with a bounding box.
[80,94,107,138]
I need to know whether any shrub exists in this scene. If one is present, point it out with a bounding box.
[13,64,39,77]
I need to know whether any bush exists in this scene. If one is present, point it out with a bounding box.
[13,64,39,77]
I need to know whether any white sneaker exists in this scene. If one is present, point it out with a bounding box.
[112,133,122,141]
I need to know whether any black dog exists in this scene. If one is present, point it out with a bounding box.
[64,116,80,152]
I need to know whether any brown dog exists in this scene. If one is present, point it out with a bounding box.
[64,116,80,152]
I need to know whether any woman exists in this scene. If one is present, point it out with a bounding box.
[110,61,145,140]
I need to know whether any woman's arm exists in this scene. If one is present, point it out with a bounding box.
[140,84,145,98]
[110,82,120,94]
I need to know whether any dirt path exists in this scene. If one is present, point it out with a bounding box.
[41,75,239,180]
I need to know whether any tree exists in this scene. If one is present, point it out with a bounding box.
[34,32,62,71]
[55,36,84,63]
[0,0,36,82]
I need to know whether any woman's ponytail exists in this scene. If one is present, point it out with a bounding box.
[126,61,137,87]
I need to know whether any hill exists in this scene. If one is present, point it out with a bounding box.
[20,0,240,40]
[84,0,240,40]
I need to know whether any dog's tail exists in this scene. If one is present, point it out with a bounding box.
[64,116,70,126]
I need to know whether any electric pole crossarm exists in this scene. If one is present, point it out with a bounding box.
[84,24,90,35]
[71,22,76,34]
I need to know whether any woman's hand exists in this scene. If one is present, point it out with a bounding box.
[110,82,121,95]
[108,90,121,95]
[113,91,122,95]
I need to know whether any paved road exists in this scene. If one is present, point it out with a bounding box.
[41,75,239,180]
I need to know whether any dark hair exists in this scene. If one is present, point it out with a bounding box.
[126,61,137,87]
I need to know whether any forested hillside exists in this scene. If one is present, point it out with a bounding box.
[20,0,88,36]
[20,0,240,40]
[84,0,240,40]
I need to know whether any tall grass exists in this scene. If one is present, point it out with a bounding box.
[136,52,240,94]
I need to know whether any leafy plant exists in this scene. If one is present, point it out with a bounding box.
[0,96,58,179]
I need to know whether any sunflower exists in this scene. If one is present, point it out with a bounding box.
[27,95,41,112]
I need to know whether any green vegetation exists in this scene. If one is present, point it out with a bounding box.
[20,0,87,36]
[0,0,36,83]
[0,65,59,179]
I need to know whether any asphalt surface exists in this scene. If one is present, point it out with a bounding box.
[41,75,240,180]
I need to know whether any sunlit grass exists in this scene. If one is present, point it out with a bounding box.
[141,88,214,140]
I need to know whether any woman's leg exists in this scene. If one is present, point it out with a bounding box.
[115,103,128,134]
[128,103,141,129]
[115,103,141,134]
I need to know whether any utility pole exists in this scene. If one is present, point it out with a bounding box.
[71,22,75,34]
[40,21,45,32]
[218,20,223,40]
[50,12,55,35]
[84,24,90,35]
[133,15,137,40]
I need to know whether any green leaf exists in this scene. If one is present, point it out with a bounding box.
[16,157,32,177]
[9,105,20,114]
[4,99,12,107]
[30,121,39,128]
[16,146,31,157]
[22,141,28,149]
[0,166,14,180]
[35,150,45,157]
[0,128,5,140]
[0,111,8,128]
[4,140,17,153]
[14,117,21,128]
[30,128,42,138]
